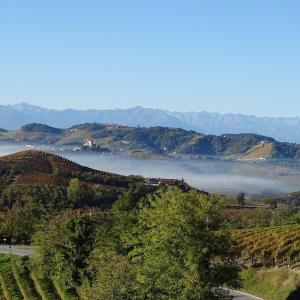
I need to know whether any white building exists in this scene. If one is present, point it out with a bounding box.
[84,139,94,148]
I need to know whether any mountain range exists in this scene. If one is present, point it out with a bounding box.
[1,103,300,143]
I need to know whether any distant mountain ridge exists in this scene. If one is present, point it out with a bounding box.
[1,103,300,142]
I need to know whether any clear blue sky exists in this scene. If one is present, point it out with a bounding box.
[0,0,300,117]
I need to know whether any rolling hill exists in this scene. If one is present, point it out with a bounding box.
[2,123,300,160]
[0,149,125,184]
[0,150,185,210]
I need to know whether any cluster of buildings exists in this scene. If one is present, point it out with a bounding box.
[144,177,186,187]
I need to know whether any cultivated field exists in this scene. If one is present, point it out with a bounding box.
[0,254,78,300]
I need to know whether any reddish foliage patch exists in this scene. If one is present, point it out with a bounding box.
[16,172,69,186]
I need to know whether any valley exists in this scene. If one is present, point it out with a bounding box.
[2,1,300,298]
[1,122,300,200]
[1,144,300,199]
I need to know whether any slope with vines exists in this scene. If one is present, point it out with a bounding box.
[0,254,78,300]
[232,225,300,268]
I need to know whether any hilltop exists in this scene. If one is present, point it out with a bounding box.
[2,122,300,160]
[0,149,123,181]
[2,103,300,142]
[21,123,63,134]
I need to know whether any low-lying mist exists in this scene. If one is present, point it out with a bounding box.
[65,153,300,199]
[1,145,300,199]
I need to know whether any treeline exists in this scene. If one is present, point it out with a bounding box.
[221,207,300,229]
[0,178,156,244]
[31,187,241,299]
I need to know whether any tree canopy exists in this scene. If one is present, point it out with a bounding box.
[84,187,240,299]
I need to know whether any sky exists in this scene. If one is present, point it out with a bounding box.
[0,0,300,117]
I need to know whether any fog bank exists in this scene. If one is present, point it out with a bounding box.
[65,153,300,199]
[1,145,300,199]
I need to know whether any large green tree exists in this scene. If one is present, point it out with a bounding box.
[132,187,240,299]
[82,248,138,300]
[86,187,240,300]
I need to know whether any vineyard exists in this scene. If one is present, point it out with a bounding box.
[0,150,136,208]
[0,150,111,175]
[0,150,135,189]
[232,225,300,268]
[16,173,69,187]
[0,254,78,300]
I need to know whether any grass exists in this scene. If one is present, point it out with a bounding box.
[240,142,273,160]
[241,268,300,300]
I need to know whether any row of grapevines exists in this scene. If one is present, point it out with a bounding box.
[231,225,300,268]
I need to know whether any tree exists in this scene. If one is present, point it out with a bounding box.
[67,178,87,207]
[82,249,138,300]
[33,208,105,289]
[0,196,41,244]
[81,188,144,299]
[270,199,278,210]
[131,187,240,299]
[236,192,246,207]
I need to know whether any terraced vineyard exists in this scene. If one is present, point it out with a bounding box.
[0,254,78,300]
[232,225,300,268]
[0,150,140,210]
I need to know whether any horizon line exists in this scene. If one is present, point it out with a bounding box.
[2,101,300,120]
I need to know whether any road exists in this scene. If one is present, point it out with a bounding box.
[230,290,263,300]
[0,245,33,257]
[0,246,262,300]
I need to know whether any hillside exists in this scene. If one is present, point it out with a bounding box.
[0,150,174,210]
[238,142,274,161]
[2,103,300,142]
[0,149,125,184]
[265,190,300,207]
[232,225,300,268]
[21,123,63,134]
[2,122,300,160]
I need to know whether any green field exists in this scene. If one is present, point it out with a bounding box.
[241,268,300,300]
[0,254,78,300]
